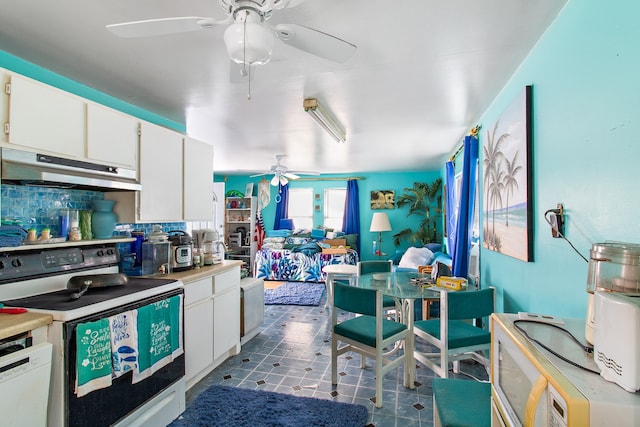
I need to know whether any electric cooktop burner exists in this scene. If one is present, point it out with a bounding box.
[2,278,175,311]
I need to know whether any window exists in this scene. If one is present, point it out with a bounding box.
[324,188,346,231]
[288,188,313,230]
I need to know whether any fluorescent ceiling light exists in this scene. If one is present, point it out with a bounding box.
[303,98,346,143]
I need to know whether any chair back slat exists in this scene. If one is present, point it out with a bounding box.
[333,282,377,316]
[357,260,392,276]
[447,288,494,320]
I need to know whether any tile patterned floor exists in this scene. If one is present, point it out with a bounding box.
[186,290,489,427]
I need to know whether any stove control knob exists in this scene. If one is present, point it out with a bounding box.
[97,250,104,257]
[106,248,115,256]
[0,261,4,269]
[11,259,22,268]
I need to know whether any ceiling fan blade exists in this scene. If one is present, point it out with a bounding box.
[287,170,320,176]
[249,172,269,177]
[106,16,228,38]
[273,24,356,63]
[272,0,311,10]
[270,175,280,186]
[283,172,299,180]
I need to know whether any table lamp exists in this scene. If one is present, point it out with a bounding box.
[369,212,392,259]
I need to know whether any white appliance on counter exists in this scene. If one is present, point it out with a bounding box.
[594,291,640,392]
[491,313,640,426]
[0,243,185,427]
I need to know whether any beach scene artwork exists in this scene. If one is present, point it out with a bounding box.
[483,86,532,262]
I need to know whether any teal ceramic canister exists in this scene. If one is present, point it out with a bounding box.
[91,199,118,239]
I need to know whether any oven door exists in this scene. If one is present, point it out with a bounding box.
[63,288,184,427]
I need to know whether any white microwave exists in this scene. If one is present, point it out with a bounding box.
[490,313,640,426]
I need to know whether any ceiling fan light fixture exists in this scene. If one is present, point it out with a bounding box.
[269,174,288,186]
[224,16,274,65]
[303,98,346,143]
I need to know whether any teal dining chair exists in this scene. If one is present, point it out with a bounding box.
[413,287,495,378]
[331,281,409,408]
[357,260,398,317]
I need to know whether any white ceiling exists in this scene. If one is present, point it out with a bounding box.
[0,0,566,176]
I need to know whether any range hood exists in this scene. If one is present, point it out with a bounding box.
[1,148,142,191]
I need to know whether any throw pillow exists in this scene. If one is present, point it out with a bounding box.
[424,242,442,253]
[398,246,434,269]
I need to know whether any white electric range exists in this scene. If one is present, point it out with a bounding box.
[0,242,185,427]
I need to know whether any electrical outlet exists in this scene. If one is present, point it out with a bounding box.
[551,203,564,238]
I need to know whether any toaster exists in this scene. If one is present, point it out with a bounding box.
[594,291,640,392]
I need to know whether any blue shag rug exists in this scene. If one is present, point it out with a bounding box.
[169,385,369,427]
[264,282,325,306]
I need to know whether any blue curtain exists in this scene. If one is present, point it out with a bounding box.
[341,179,361,254]
[273,183,289,230]
[445,161,457,257]
[452,135,479,277]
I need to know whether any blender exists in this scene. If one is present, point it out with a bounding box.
[585,241,640,344]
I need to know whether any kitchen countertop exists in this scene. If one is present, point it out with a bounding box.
[0,312,53,340]
[0,261,243,338]
[161,260,244,284]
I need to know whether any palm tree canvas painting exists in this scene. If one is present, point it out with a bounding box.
[483,86,533,261]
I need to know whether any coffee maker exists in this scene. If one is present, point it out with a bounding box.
[193,229,226,265]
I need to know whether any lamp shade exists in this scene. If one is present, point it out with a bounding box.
[369,212,391,232]
[224,21,274,65]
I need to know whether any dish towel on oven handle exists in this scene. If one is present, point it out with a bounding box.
[133,294,183,384]
[75,318,113,397]
[109,310,138,378]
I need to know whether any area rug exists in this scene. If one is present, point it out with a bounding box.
[264,281,325,306]
[169,385,369,427]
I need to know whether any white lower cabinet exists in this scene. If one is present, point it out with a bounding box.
[184,278,214,384]
[184,266,241,390]
[213,269,241,361]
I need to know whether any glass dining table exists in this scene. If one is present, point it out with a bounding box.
[352,271,464,388]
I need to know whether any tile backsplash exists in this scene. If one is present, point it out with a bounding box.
[1,184,185,238]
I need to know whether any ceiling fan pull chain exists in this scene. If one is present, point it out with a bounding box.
[243,11,252,100]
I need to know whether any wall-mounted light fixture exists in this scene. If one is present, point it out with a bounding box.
[303,98,346,143]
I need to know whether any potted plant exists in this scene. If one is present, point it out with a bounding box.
[392,179,443,246]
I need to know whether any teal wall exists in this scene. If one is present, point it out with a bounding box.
[474,0,640,318]
[218,170,442,261]
[0,50,185,132]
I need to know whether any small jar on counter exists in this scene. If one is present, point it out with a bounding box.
[27,228,37,241]
[192,248,202,269]
[40,228,51,240]
[69,227,82,241]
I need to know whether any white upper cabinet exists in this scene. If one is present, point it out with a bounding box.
[183,137,214,221]
[5,72,139,171]
[7,74,85,158]
[137,121,183,221]
[87,103,138,170]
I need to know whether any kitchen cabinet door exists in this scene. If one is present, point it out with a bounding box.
[7,74,85,158]
[138,121,183,221]
[87,103,138,169]
[184,278,214,387]
[213,269,241,361]
[183,137,214,221]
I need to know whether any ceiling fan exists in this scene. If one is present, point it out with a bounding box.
[106,0,357,76]
[250,154,319,186]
